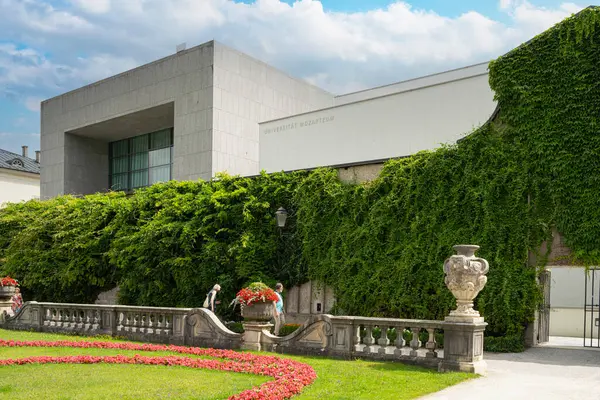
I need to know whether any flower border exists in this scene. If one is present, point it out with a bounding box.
[0,340,317,400]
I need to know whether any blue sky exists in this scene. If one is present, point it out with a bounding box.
[0,0,584,155]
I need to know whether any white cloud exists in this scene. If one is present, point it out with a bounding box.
[24,97,44,112]
[69,0,112,14]
[499,0,517,10]
[0,0,586,97]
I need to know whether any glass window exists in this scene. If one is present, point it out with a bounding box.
[109,128,173,192]
[131,170,149,188]
[131,153,148,171]
[131,134,149,153]
[111,140,128,157]
[111,173,129,191]
[150,165,170,185]
[151,129,171,149]
[149,148,171,167]
[111,157,129,174]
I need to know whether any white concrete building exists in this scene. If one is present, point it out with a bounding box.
[0,146,40,207]
[40,40,497,198]
[259,62,496,173]
[40,41,333,198]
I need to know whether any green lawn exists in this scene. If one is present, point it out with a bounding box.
[0,329,473,399]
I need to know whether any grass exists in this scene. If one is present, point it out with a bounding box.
[0,329,474,399]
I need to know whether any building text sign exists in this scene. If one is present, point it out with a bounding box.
[263,115,335,134]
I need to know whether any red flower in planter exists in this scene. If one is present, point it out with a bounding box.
[0,340,317,400]
[232,282,279,308]
[0,276,18,287]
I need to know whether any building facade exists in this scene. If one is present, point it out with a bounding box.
[259,62,497,173]
[40,41,334,198]
[0,146,40,207]
[41,41,500,199]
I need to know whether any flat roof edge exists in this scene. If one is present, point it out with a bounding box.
[42,40,216,105]
[259,70,491,125]
[335,60,490,99]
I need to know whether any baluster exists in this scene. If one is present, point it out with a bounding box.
[43,308,50,327]
[84,310,92,330]
[77,311,84,329]
[117,312,125,333]
[51,308,58,327]
[394,326,406,357]
[410,327,421,357]
[354,325,365,352]
[165,314,172,333]
[140,314,147,334]
[129,313,135,333]
[92,311,100,330]
[156,314,164,335]
[70,310,77,328]
[425,328,438,358]
[124,313,131,332]
[58,309,64,328]
[148,314,155,335]
[363,325,375,353]
[378,326,390,355]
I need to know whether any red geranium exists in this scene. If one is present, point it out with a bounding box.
[232,282,279,307]
[0,276,18,287]
[0,340,318,400]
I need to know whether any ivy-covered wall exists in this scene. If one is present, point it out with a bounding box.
[1,8,599,352]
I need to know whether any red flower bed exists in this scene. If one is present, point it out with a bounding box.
[0,339,316,400]
[0,276,18,287]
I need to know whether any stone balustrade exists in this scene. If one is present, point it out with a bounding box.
[260,315,485,373]
[2,302,192,345]
[0,302,485,373]
[0,244,490,374]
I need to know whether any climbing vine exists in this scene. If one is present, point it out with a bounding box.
[1,8,599,351]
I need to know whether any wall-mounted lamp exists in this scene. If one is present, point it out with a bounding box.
[275,207,288,228]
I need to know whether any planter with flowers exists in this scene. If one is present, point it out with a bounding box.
[231,282,279,351]
[232,282,279,322]
[0,276,18,294]
[0,276,18,317]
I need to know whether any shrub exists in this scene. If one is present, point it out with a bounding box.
[277,323,301,336]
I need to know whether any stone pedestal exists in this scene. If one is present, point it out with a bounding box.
[241,322,273,351]
[440,321,487,374]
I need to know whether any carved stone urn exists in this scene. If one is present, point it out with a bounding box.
[241,302,274,322]
[0,286,16,318]
[443,245,489,322]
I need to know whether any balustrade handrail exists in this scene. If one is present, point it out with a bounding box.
[326,315,444,329]
[30,301,192,313]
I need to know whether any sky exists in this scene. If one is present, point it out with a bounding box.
[0,0,585,155]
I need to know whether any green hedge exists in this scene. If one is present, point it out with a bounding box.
[1,8,599,351]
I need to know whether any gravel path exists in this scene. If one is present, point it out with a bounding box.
[420,338,600,400]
